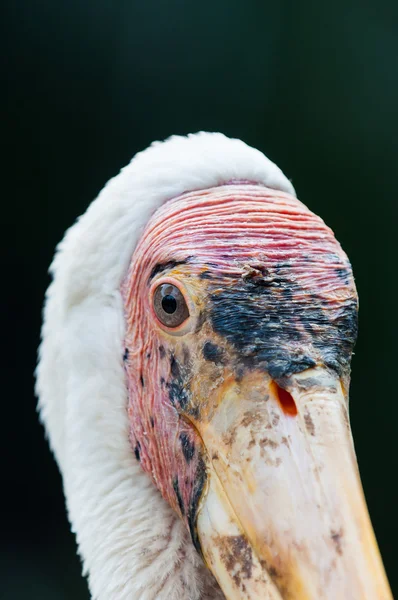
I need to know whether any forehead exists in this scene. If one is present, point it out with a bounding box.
[143,183,323,252]
[136,183,354,296]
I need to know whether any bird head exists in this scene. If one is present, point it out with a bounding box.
[121,181,388,599]
[37,133,392,599]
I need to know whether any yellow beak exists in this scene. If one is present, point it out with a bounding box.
[195,367,392,600]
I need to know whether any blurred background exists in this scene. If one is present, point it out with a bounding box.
[2,0,398,598]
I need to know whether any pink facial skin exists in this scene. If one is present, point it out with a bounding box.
[120,183,358,550]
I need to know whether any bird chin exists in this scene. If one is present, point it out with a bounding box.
[194,367,392,600]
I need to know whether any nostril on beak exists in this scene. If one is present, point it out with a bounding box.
[271,381,297,416]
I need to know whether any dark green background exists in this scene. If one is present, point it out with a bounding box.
[3,0,397,598]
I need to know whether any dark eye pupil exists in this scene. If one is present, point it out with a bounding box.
[162,294,177,314]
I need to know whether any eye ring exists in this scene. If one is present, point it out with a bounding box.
[153,281,190,329]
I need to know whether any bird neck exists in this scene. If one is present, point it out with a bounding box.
[40,288,218,599]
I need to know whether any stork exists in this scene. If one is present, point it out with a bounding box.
[36,132,392,600]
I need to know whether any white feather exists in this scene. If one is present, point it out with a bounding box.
[36,132,294,599]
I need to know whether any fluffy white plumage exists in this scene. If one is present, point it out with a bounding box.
[36,132,295,599]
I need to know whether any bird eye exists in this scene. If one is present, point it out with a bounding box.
[153,283,190,328]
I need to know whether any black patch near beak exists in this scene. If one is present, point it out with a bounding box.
[209,268,358,379]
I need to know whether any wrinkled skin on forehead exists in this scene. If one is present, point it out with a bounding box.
[120,183,358,561]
